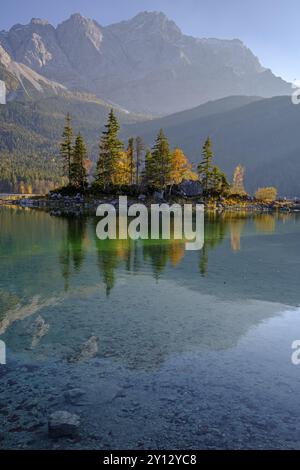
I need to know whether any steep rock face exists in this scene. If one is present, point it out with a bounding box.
[56,14,103,76]
[0,11,291,114]
[0,18,78,87]
[0,44,66,100]
[101,12,289,114]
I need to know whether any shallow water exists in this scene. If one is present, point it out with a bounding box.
[1,207,300,449]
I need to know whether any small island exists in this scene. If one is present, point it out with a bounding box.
[2,109,300,216]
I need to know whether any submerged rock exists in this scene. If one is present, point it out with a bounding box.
[67,336,98,363]
[64,388,86,405]
[29,315,49,349]
[48,411,80,438]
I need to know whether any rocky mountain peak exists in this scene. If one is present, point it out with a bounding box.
[56,13,103,50]
[0,11,290,115]
[59,12,100,30]
[115,10,182,41]
[55,13,103,77]
[67,13,89,24]
[133,10,171,22]
[30,18,50,26]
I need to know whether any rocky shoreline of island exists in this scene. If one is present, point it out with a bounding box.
[2,190,300,217]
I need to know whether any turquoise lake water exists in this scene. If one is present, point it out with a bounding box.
[1,206,300,449]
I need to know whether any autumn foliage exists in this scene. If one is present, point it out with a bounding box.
[255,187,278,202]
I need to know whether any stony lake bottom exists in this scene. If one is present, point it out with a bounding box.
[1,206,300,449]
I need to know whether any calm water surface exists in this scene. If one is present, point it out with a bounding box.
[1,206,300,449]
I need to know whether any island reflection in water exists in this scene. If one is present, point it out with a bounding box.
[1,207,300,449]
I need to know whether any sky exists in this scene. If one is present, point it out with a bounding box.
[0,0,298,82]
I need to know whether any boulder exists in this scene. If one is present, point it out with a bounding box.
[68,336,98,363]
[29,315,49,349]
[172,180,203,197]
[64,388,86,405]
[48,411,80,438]
[153,191,165,202]
[110,199,119,207]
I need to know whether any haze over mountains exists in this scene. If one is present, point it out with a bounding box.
[123,95,300,196]
[0,11,290,114]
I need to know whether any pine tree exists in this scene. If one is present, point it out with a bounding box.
[198,137,229,196]
[198,137,214,194]
[151,129,172,190]
[95,109,124,189]
[70,134,88,190]
[60,113,73,184]
[135,137,144,186]
[143,148,153,186]
[211,167,229,195]
[127,137,135,185]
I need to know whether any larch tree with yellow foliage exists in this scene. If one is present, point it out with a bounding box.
[170,148,198,185]
[112,151,132,185]
[231,165,247,196]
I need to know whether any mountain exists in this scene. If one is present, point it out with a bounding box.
[0,12,291,115]
[0,93,147,193]
[1,93,300,196]
[0,94,144,156]
[123,95,300,196]
[0,44,67,100]
[0,12,296,195]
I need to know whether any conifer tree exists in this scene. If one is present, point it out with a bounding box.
[211,166,229,195]
[60,113,73,184]
[71,133,88,190]
[198,137,229,196]
[95,109,124,189]
[151,129,172,190]
[135,137,144,186]
[127,137,135,185]
[198,137,213,194]
[143,148,154,186]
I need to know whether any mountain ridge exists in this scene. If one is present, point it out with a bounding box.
[0,11,291,114]
[123,95,300,196]
[1,94,300,195]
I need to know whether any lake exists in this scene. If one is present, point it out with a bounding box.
[1,206,300,449]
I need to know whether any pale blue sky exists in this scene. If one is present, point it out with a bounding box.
[1,0,297,82]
